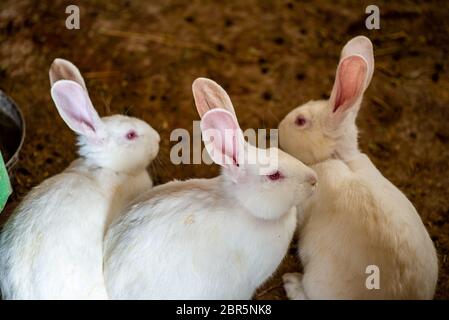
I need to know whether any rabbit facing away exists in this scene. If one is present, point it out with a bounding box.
[0,59,160,300]
[278,36,438,299]
[103,78,318,299]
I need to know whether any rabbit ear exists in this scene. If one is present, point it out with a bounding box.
[329,36,374,116]
[50,80,105,139]
[200,109,244,170]
[49,58,87,91]
[192,78,237,118]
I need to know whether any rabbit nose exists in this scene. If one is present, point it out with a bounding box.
[307,173,317,187]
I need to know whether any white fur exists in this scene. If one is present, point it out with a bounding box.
[0,59,160,300]
[279,36,438,299]
[103,78,317,299]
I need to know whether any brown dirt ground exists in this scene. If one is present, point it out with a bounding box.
[0,0,448,299]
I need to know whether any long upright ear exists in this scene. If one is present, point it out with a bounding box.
[200,109,244,170]
[329,36,374,116]
[50,80,104,139]
[49,58,87,91]
[192,78,236,118]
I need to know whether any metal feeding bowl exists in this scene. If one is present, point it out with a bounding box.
[0,90,25,178]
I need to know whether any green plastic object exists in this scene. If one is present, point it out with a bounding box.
[0,151,12,212]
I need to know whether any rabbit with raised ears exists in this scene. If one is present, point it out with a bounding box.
[0,59,160,299]
[103,78,317,299]
[278,36,438,299]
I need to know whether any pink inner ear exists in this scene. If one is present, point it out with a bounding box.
[192,78,236,118]
[195,91,216,118]
[51,80,101,137]
[201,109,242,167]
[333,56,367,112]
[70,111,96,132]
[212,119,239,164]
[56,92,96,132]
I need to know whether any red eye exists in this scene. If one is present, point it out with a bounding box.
[295,116,306,126]
[267,171,284,181]
[126,130,138,140]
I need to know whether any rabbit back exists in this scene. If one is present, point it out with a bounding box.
[0,162,125,299]
[104,177,297,299]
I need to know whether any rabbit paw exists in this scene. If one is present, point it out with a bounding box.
[283,272,308,300]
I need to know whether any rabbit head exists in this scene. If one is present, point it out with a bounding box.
[192,78,317,220]
[278,36,374,165]
[49,59,160,174]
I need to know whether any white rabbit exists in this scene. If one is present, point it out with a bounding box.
[278,36,438,299]
[103,78,317,299]
[0,59,160,300]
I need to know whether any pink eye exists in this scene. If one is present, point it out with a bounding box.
[267,171,284,181]
[126,130,138,140]
[295,116,306,126]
